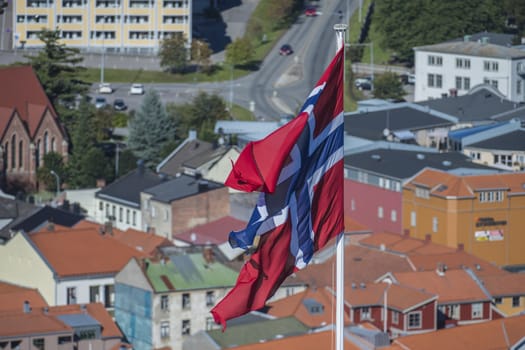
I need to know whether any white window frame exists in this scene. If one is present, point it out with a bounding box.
[361,307,371,320]
[432,217,438,233]
[161,295,169,311]
[471,302,483,318]
[160,321,170,338]
[391,210,397,222]
[378,206,384,219]
[411,211,416,227]
[407,311,422,329]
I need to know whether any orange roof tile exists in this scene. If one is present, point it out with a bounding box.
[47,303,122,338]
[28,228,148,277]
[389,314,525,349]
[0,312,71,337]
[229,329,362,350]
[408,251,502,276]
[0,281,48,312]
[345,282,436,312]
[478,273,525,297]
[266,286,350,328]
[392,270,489,303]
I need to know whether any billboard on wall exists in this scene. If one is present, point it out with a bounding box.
[475,229,504,242]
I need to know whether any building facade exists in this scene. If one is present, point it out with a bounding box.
[12,0,192,52]
[414,37,525,103]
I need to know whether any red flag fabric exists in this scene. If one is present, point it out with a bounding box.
[212,47,345,330]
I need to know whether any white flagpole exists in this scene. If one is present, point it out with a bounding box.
[333,23,347,350]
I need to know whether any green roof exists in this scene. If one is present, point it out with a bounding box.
[208,317,309,348]
[146,253,239,292]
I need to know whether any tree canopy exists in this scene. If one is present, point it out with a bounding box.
[374,0,506,64]
[372,72,406,100]
[128,89,176,166]
[25,28,89,109]
[159,34,189,73]
[225,37,254,67]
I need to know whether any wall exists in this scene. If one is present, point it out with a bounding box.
[0,232,56,304]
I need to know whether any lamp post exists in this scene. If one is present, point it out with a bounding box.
[383,280,392,333]
[50,170,60,198]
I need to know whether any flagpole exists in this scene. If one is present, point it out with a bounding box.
[333,23,347,350]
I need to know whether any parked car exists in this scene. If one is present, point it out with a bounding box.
[279,44,293,56]
[305,7,317,16]
[355,77,372,90]
[98,83,113,94]
[94,97,107,109]
[130,83,145,95]
[113,98,127,111]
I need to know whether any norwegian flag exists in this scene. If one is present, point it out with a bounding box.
[211,48,344,330]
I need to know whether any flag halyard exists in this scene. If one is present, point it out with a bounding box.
[212,47,345,330]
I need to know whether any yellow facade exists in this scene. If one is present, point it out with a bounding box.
[494,296,525,316]
[12,0,191,51]
[0,231,56,304]
[403,181,525,267]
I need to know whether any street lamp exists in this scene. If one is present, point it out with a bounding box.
[50,170,60,198]
[383,279,392,333]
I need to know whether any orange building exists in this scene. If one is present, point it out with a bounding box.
[402,168,525,267]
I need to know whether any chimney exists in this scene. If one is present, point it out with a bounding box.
[47,222,55,231]
[96,178,106,188]
[457,243,464,251]
[198,179,209,192]
[23,300,31,313]
[425,233,432,242]
[203,246,214,264]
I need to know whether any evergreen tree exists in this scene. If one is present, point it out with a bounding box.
[67,99,113,188]
[25,28,89,109]
[128,89,176,166]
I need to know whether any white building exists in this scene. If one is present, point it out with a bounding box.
[414,36,525,103]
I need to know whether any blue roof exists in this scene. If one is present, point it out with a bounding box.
[448,123,504,141]
[56,313,100,328]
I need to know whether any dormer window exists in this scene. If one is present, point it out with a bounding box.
[415,186,429,199]
[303,298,324,315]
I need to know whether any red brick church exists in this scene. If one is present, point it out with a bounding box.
[0,65,69,192]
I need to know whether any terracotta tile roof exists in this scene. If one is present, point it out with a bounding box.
[228,329,362,350]
[266,286,350,328]
[392,269,489,303]
[0,281,48,312]
[345,282,436,312]
[408,251,502,276]
[47,303,122,338]
[407,168,525,198]
[0,311,71,337]
[28,227,148,277]
[0,65,58,137]
[389,314,525,350]
[174,216,247,245]
[294,244,414,288]
[477,273,525,297]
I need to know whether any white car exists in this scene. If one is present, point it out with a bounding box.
[130,83,145,95]
[98,83,113,94]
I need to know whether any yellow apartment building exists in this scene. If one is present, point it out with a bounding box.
[12,0,191,52]
[403,168,525,267]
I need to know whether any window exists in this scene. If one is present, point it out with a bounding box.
[57,336,72,345]
[182,319,191,335]
[164,209,169,221]
[32,338,44,350]
[105,203,109,217]
[428,55,443,66]
[518,80,522,95]
[67,287,77,304]
[132,211,136,226]
[44,132,48,154]
[160,321,170,338]
[206,317,215,331]
[456,58,471,69]
[126,209,130,224]
[361,307,371,320]
[78,329,96,339]
[415,187,429,199]
[455,76,462,90]
[182,293,191,309]
[391,210,397,222]
[392,310,399,324]
[99,201,103,211]
[18,141,23,169]
[464,77,470,90]
[11,134,15,169]
[351,199,355,211]
[104,284,115,307]
[119,208,123,222]
[411,211,416,227]
[432,217,438,233]
[494,297,502,304]
[428,73,434,87]
[151,206,156,217]
[436,74,442,88]
[161,295,169,311]
[89,286,100,303]
[408,311,421,329]
[472,303,483,318]
[513,296,521,307]
[206,291,215,306]
[378,206,384,219]
[479,191,504,203]
[445,304,460,320]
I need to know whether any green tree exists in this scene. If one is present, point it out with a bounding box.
[37,152,66,193]
[225,37,254,67]
[167,92,229,143]
[191,39,213,73]
[67,99,113,188]
[159,33,189,73]
[25,28,89,110]
[372,72,406,100]
[375,0,506,64]
[128,89,176,166]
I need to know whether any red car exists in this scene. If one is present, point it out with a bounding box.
[305,7,317,16]
[279,44,293,56]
